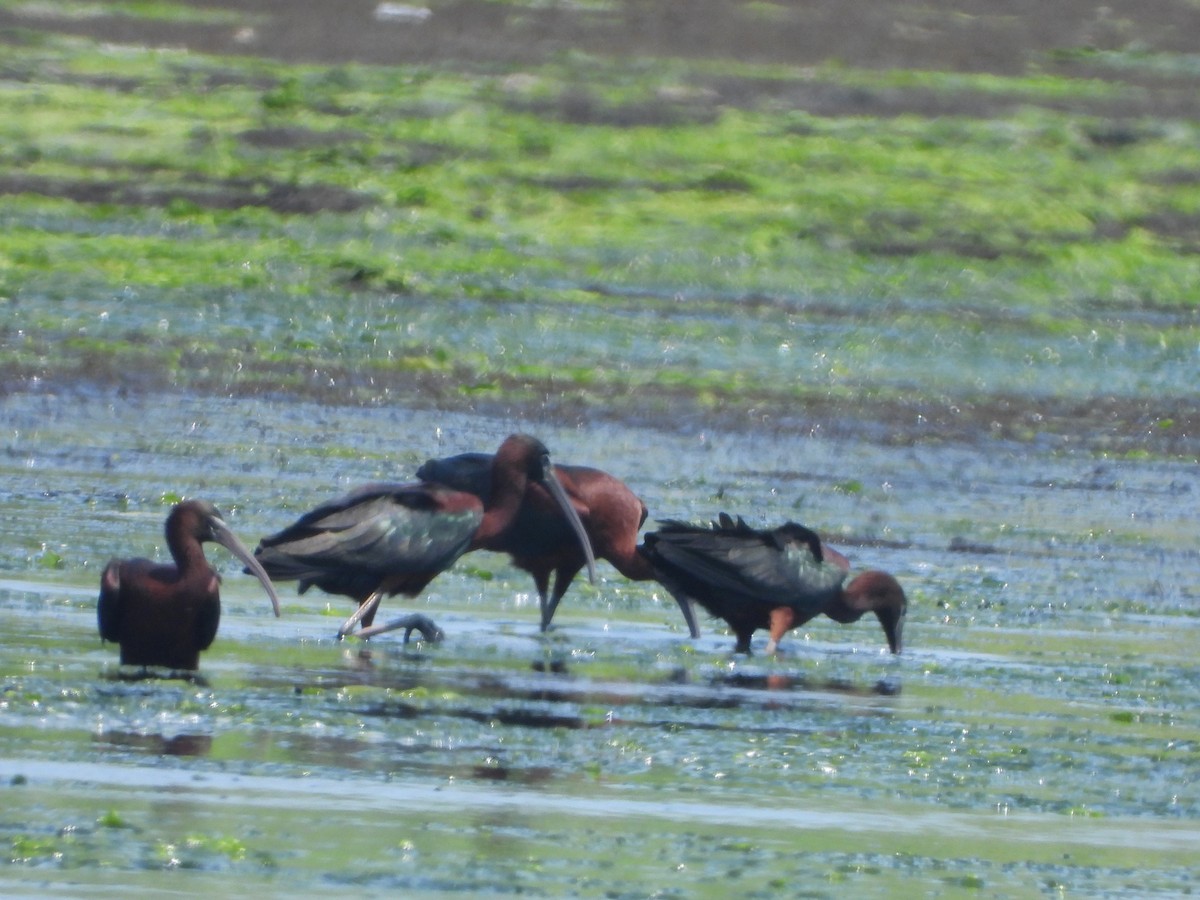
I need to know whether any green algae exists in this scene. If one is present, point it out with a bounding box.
[2,20,1199,455]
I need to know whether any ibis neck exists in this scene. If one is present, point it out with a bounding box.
[168,533,209,574]
[822,587,866,624]
[472,473,529,547]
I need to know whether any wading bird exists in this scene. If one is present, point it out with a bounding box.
[417,452,700,636]
[98,499,281,672]
[254,434,596,642]
[640,514,906,655]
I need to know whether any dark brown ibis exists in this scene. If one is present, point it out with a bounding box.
[253,434,596,642]
[416,452,700,636]
[640,514,906,655]
[97,499,282,672]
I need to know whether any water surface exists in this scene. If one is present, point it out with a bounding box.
[1,389,1196,897]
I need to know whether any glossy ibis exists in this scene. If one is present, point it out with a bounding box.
[97,499,282,672]
[417,452,700,636]
[640,514,906,655]
[253,434,596,642]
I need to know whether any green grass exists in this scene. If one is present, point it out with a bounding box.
[5,31,1199,311]
[2,15,1199,456]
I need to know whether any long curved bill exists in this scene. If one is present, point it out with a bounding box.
[538,462,597,585]
[211,516,282,617]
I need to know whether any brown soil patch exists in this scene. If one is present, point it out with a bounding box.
[0,172,372,215]
[17,9,1200,127]
[3,0,1199,82]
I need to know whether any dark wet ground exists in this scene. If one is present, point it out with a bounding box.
[7,0,1200,77]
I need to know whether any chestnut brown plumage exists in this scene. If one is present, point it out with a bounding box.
[417,453,699,636]
[98,499,281,671]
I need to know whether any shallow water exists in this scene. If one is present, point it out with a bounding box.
[1,388,1197,897]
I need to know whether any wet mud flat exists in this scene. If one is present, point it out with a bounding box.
[7,0,1200,76]
[1,389,1197,897]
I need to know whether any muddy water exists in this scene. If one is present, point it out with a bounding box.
[1,387,1197,897]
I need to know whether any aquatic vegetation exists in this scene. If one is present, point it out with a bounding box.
[1,15,1198,456]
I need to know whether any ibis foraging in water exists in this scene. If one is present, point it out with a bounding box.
[253,434,597,642]
[640,514,905,655]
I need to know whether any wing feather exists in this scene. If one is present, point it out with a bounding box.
[97,560,123,643]
[256,484,482,587]
[646,518,846,616]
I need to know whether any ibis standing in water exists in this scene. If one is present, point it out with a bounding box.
[416,452,700,637]
[98,499,282,672]
[640,514,906,655]
[253,434,597,642]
